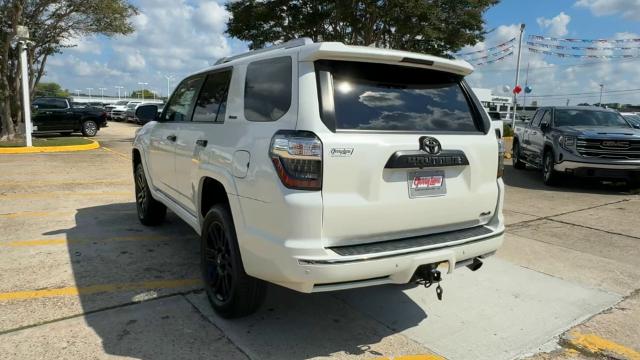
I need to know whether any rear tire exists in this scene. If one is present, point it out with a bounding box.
[81,120,98,137]
[134,163,166,226]
[512,141,526,170]
[201,205,266,318]
[543,150,561,186]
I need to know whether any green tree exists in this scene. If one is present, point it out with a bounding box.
[0,1,138,140]
[34,82,69,98]
[226,0,498,53]
[130,89,158,100]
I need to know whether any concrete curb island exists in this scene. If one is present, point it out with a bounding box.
[0,139,100,154]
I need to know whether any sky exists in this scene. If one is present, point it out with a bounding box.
[42,0,640,106]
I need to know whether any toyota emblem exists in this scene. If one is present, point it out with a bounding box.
[421,137,442,155]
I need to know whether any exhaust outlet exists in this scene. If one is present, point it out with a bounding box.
[466,258,483,272]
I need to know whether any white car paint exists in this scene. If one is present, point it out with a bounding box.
[133,40,505,293]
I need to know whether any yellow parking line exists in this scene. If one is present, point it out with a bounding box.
[2,235,174,247]
[0,191,132,199]
[0,279,202,301]
[566,331,640,360]
[1,179,130,187]
[101,146,131,161]
[374,355,446,360]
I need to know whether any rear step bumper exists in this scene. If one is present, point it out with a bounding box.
[253,229,504,293]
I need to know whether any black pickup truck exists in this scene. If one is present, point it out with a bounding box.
[513,106,640,186]
[32,97,107,137]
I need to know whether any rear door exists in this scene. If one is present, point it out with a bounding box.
[312,60,499,246]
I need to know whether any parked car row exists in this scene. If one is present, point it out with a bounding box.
[31,97,108,137]
[105,100,165,125]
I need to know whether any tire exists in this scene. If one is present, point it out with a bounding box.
[543,150,561,186]
[134,163,166,226]
[81,120,98,137]
[201,205,266,318]
[512,141,526,170]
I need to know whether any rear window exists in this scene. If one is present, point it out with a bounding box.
[317,61,482,132]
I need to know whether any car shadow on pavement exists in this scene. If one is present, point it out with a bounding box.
[50,202,428,359]
[503,163,636,194]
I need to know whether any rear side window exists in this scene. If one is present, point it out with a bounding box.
[244,56,292,122]
[317,61,483,132]
[162,76,203,122]
[193,70,232,123]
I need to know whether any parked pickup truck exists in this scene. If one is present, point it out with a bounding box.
[513,106,640,186]
[32,97,107,137]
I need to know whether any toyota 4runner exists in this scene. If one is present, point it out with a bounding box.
[132,39,505,318]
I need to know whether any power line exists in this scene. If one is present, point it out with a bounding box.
[473,56,640,73]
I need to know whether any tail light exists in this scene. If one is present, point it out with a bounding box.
[497,138,505,178]
[270,130,322,190]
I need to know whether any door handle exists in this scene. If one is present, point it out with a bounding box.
[166,135,177,142]
[196,139,208,147]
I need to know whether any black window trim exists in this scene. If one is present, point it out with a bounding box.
[190,66,233,124]
[314,60,490,135]
[244,56,293,123]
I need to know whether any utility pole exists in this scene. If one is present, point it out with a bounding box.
[115,86,123,100]
[17,26,32,147]
[87,88,93,101]
[511,23,525,129]
[599,84,604,106]
[164,75,174,98]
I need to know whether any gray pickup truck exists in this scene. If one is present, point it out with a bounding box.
[512,106,640,186]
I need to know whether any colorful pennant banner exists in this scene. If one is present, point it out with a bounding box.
[464,46,514,62]
[455,37,516,56]
[527,41,640,51]
[475,51,514,66]
[529,35,640,43]
[527,47,638,59]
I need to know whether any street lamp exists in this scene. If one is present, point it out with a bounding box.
[599,84,604,107]
[86,88,93,101]
[115,86,123,100]
[98,87,107,101]
[164,75,174,98]
[137,82,148,101]
[75,89,81,97]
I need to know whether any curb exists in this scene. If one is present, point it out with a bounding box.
[0,139,100,154]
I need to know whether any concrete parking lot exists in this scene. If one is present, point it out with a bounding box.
[0,122,639,360]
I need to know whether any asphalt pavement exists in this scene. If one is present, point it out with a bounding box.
[0,122,638,360]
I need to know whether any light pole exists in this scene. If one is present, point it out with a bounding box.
[599,84,604,106]
[16,25,33,147]
[87,88,93,101]
[511,23,526,128]
[138,82,148,101]
[164,75,174,98]
[98,87,107,101]
[115,86,123,100]
[75,89,81,97]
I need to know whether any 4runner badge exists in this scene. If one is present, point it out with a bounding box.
[330,148,354,157]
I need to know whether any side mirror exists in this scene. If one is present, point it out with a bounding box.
[540,122,550,132]
[135,105,159,124]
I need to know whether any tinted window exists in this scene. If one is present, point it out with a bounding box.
[539,111,551,128]
[193,70,232,122]
[162,76,204,122]
[52,99,68,109]
[531,110,544,127]
[623,114,640,127]
[34,98,66,109]
[554,109,630,127]
[244,57,292,122]
[319,61,480,132]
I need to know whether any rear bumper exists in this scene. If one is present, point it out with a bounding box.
[244,230,504,293]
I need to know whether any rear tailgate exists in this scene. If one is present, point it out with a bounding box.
[312,60,499,247]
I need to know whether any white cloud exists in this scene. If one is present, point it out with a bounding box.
[537,12,571,37]
[43,0,237,97]
[575,0,640,21]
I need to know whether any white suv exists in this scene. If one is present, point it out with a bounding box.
[132,38,505,318]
